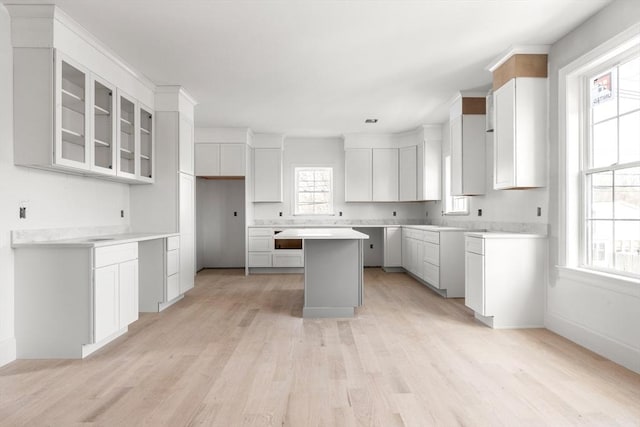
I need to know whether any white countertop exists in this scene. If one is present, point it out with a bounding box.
[464,231,547,239]
[274,228,370,240]
[402,225,471,232]
[12,232,179,248]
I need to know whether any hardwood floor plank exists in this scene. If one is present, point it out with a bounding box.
[0,268,638,426]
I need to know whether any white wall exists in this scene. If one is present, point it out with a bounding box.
[252,137,428,222]
[546,0,640,373]
[0,5,130,367]
[426,121,549,233]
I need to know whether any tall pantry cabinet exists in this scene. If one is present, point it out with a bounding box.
[130,87,197,296]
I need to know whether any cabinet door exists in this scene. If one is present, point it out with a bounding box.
[450,115,464,196]
[399,146,417,201]
[91,74,117,175]
[384,227,402,267]
[254,148,283,202]
[494,79,516,189]
[179,173,195,293]
[94,264,119,343]
[465,251,485,314]
[372,148,399,201]
[179,116,194,175]
[220,144,246,176]
[345,149,372,201]
[138,104,154,182]
[401,231,409,270]
[55,53,91,169]
[116,90,138,179]
[118,259,139,327]
[194,143,220,176]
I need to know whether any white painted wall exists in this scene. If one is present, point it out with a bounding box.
[0,5,130,367]
[196,179,246,269]
[425,121,549,231]
[546,0,640,373]
[252,137,428,221]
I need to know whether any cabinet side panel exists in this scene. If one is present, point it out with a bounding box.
[15,248,91,358]
[422,138,442,200]
[13,48,54,166]
[138,239,165,312]
[439,232,465,298]
[515,78,547,187]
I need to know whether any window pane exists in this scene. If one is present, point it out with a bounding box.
[615,220,640,275]
[619,57,640,115]
[591,69,617,123]
[588,220,614,270]
[591,119,618,168]
[614,167,640,220]
[589,171,613,219]
[619,111,640,163]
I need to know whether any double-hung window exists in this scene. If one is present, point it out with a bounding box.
[443,154,469,215]
[294,167,334,215]
[583,50,640,277]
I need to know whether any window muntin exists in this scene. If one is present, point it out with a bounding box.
[294,167,333,215]
[443,155,469,215]
[584,55,640,277]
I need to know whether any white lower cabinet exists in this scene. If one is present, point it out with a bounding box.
[464,233,547,328]
[14,242,139,359]
[383,227,402,269]
[401,226,469,298]
[247,227,306,269]
[273,252,304,268]
[139,235,182,312]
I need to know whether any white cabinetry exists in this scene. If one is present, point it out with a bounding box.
[345,149,373,202]
[195,143,246,177]
[15,242,139,358]
[383,227,402,269]
[247,228,305,269]
[138,235,181,312]
[372,148,399,201]
[464,233,547,328]
[493,78,547,189]
[253,148,283,202]
[450,95,485,196]
[401,228,424,279]
[399,146,417,201]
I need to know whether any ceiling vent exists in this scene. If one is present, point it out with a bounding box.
[365,118,378,123]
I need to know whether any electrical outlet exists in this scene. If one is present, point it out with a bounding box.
[426,211,429,217]
[233,211,237,217]
[19,207,26,219]
[339,211,343,216]
[478,209,483,217]
[393,211,397,217]
[279,212,282,217]
[537,207,542,217]
[369,244,374,249]
[120,210,124,218]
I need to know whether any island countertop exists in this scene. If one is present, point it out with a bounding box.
[274,228,369,240]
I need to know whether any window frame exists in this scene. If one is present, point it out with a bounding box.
[293,166,334,216]
[559,26,640,282]
[442,154,469,216]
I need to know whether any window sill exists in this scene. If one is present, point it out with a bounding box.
[555,266,639,297]
[443,212,469,216]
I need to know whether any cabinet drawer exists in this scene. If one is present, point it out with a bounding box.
[248,253,272,267]
[166,249,179,276]
[423,261,440,287]
[423,231,440,244]
[248,236,272,252]
[94,243,138,268]
[167,236,180,250]
[423,242,440,266]
[249,227,273,237]
[465,237,485,255]
[402,228,422,240]
[273,252,304,268]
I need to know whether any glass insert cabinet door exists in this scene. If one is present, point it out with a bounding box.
[118,92,137,178]
[92,76,117,174]
[55,53,90,169]
[139,106,153,180]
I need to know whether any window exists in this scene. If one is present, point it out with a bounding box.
[443,155,469,215]
[584,55,640,277]
[294,167,333,215]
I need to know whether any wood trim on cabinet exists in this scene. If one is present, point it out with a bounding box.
[199,176,245,180]
[493,54,548,90]
[461,98,486,115]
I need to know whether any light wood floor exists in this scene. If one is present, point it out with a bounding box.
[1,269,639,426]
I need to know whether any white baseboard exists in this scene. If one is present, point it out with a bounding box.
[546,313,640,374]
[0,337,16,367]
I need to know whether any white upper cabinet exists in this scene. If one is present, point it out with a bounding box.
[399,145,417,201]
[194,143,246,177]
[254,148,283,202]
[345,149,373,202]
[179,116,194,175]
[449,94,486,196]
[372,148,399,201]
[9,7,156,184]
[138,105,154,182]
[489,50,548,190]
[418,126,442,201]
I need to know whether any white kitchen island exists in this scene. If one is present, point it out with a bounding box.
[275,228,369,318]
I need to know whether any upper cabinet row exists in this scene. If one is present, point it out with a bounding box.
[194,143,246,177]
[14,49,155,184]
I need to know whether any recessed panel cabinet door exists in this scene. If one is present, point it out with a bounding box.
[220,144,246,176]
[399,146,417,201]
[372,148,399,201]
[118,259,139,327]
[194,143,220,176]
[94,264,119,343]
[494,79,516,189]
[465,251,485,314]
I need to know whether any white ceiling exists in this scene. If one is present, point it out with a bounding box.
[6,0,612,136]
